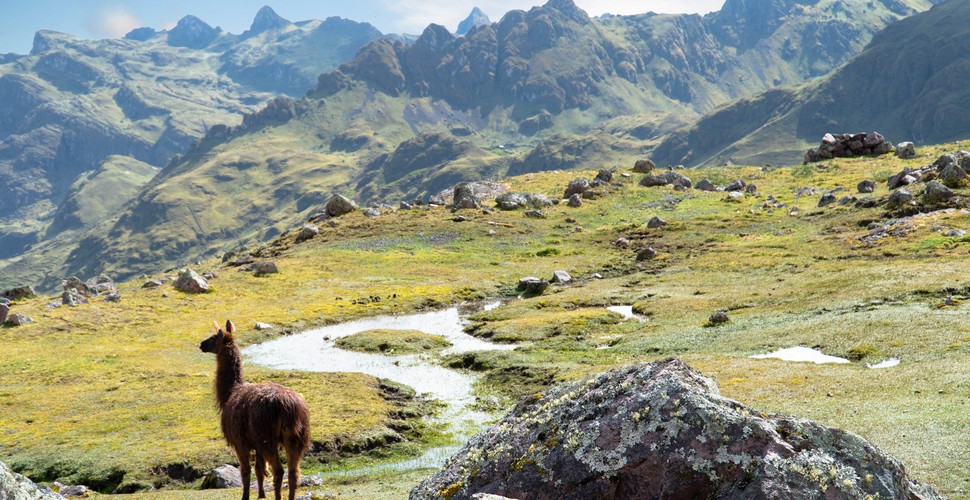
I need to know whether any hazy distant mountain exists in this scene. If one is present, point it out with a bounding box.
[651,0,969,168]
[456,7,491,35]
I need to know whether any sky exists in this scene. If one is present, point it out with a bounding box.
[0,1,724,55]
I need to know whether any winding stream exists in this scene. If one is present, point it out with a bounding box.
[243,302,514,475]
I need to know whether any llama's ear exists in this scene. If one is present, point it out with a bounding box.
[226,320,236,333]
[213,320,222,334]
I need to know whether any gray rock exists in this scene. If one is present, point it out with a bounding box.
[945,229,967,237]
[524,210,546,219]
[428,194,446,206]
[636,247,657,261]
[895,141,916,159]
[517,277,550,295]
[102,292,122,303]
[51,482,89,497]
[646,216,667,228]
[142,280,163,289]
[632,158,655,173]
[933,153,957,170]
[252,262,280,276]
[564,178,591,199]
[937,163,967,188]
[173,269,209,293]
[7,314,33,326]
[857,179,876,193]
[818,192,837,207]
[724,191,745,202]
[695,179,716,191]
[0,304,8,325]
[400,201,413,210]
[724,179,745,192]
[495,193,552,211]
[566,194,582,208]
[613,238,630,248]
[453,182,480,209]
[639,171,691,189]
[325,194,358,217]
[709,310,730,324]
[295,224,320,243]
[0,461,63,499]
[363,207,381,217]
[3,286,36,301]
[61,288,87,307]
[593,169,613,185]
[254,322,274,330]
[201,465,242,490]
[0,297,7,306]
[551,270,572,284]
[887,189,913,208]
[744,183,758,194]
[922,180,954,205]
[470,495,517,500]
[409,359,940,500]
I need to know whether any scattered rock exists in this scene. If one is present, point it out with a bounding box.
[857,179,876,193]
[895,141,916,159]
[202,271,219,280]
[945,229,967,237]
[0,461,62,499]
[51,482,89,497]
[566,194,583,207]
[937,163,967,188]
[709,310,730,324]
[517,277,550,295]
[61,289,87,307]
[636,247,657,261]
[724,179,745,192]
[3,286,36,301]
[524,210,546,219]
[495,193,552,211]
[453,215,469,222]
[254,322,274,330]
[744,183,758,194]
[252,262,280,276]
[551,270,572,284]
[922,180,954,205]
[818,192,837,207]
[410,359,939,500]
[613,238,630,248]
[295,224,320,243]
[592,169,614,186]
[325,194,358,217]
[7,314,33,326]
[724,191,745,202]
[173,269,209,293]
[564,178,591,199]
[142,280,163,289]
[807,131,893,160]
[632,158,655,173]
[428,194,446,206]
[400,201,413,210]
[363,207,381,217]
[646,216,667,228]
[201,465,242,490]
[102,292,122,303]
[453,182,480,209]
[695,179,716,191]
[0,304,8,324]
[887,189,913,208]
[639,171,691,189]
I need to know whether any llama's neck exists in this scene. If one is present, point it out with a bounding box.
[215,343,245,409]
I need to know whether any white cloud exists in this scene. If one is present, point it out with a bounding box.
[89,8,142,38]
[377,0,725,34]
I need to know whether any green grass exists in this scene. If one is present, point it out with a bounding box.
[335,330,452,355]
[3,143,970,497]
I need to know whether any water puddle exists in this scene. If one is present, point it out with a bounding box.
[607,305,645,322]
[244,305,515,476]
[750,346,850,364]
[866,358,900,369]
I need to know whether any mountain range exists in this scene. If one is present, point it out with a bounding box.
[0,0,950,290]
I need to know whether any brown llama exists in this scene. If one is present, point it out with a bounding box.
[200,320,311,500]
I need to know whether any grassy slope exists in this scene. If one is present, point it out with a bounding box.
[1,142,969,497]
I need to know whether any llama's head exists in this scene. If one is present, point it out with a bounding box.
[200,320,236,353]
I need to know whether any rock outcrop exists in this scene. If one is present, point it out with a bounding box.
[0,461,63,499]
[411,358,939,500]
[804,132,893,162]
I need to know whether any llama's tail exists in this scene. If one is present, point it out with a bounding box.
[282,398,312,461]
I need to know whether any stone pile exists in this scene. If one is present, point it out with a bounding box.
[804,132,893,162]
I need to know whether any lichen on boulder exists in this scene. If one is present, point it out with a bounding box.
[410,358,939,500]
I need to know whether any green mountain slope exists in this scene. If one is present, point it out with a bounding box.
[0,0,934,289]
[652,0,970,167]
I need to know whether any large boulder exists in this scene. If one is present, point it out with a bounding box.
[200,465,242,490]
[639,171,691,189]
[173,269,209,293]
[411,359,939,500]
[895,141,917,159]
[807,132,893,160]
[325,194,358,217]
[2,286,36,301]
[495,193,552,211]
[563,178,591,199]
[632,158,655,173]
[922,181,954,205]
[453,182,480,210]
[0,461,63,499]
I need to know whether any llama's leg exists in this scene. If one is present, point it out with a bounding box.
[235,449,251,500]
[254,454,266,499]
[266,453,284,500]
[284,440,302,500]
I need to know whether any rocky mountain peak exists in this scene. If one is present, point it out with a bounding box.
[167,15,219,49]
[124,27,157,41]
[541,0,590,24]
[456,7,490,35]
[709,0,802,47]
[30,30,75,54]
[247,5,292,35]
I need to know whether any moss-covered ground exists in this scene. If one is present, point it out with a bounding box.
[335,330,452,355]
[2,142,970,497]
